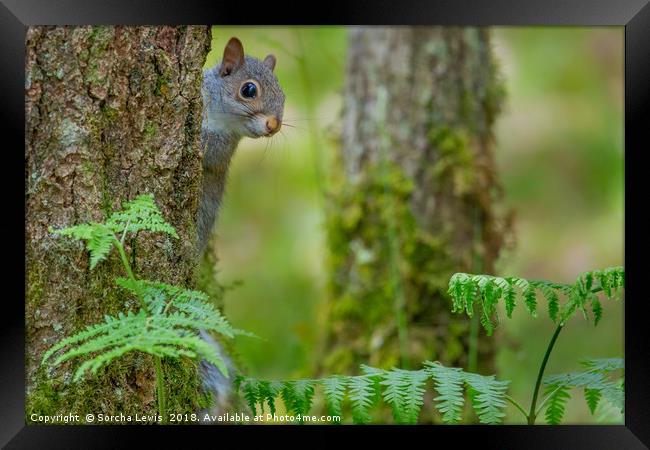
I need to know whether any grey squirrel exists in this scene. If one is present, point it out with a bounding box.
[196,37,285,417]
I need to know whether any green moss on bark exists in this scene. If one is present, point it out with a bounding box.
[323,160,465,374]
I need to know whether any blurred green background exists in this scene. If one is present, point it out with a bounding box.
[205,26,624,423]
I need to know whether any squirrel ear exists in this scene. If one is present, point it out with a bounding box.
[263,54,276,71]
[220,37,245,77]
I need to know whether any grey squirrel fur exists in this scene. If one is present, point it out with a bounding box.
[196,37,284,417]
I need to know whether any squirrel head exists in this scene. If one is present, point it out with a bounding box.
[203,37,285,139]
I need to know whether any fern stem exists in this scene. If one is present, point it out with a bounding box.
[527,323,563,424]
[505,394,529,421]
[113,236,136,281]
[155,356,167,423]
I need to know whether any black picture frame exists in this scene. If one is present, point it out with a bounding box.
[2,0,648,448]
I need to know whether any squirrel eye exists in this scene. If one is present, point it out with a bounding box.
[240,82,257,99]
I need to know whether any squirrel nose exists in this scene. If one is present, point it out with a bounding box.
[265,116,280,135]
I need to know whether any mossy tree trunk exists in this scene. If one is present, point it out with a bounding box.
[25,25,211,419]
[323,27,510,388]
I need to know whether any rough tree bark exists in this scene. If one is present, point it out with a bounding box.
[323,27,510,389]
[25,25,211,419]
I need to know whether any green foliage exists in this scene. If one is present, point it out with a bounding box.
[235,377,317,422]
[235,361,510,425]
[104,194,179,238]
[52,194,178,269]
[381,368,428,424]
[43,278,251,381]
[44,194,247,418]
[543,384,571,425]
[347,371,379,424]
[542,358,624,424]
[424,361,510,424]
[321,376,347,417]
[282,380,317,417]
[447,266,624,335]
[114,278,252,340]
[463,372,510,424]
[424,362,465,423]
[324,158,458,374]
[53,223,115,269]
[43,309,225,381]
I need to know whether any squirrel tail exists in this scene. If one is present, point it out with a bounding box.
[198,329,236,415]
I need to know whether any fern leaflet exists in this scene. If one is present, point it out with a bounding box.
[423,361,466,423]
[347,375,378,424]
[321,376,347,417]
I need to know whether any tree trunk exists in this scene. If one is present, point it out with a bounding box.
[25,25,211,419]
[322,27,509,385]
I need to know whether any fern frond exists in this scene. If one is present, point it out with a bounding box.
[115,277,253,339]
[51,194,179,270]
[561,266,624,322]
[43,286,248,381]
[53,223,116,269]
[424,361,465,423]
[106,194,179,238]
[235,361,510,425]
[447,267,624,335]
[42,296,247,382]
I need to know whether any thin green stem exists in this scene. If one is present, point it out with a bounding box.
[505,395,529,421]
[113,236,136,281]
[155,356,167,423]
[113,233,166,422]
[528,323,564,424]
[534,384,564,418]
[120,218,131,245]
[525,284,606,424]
